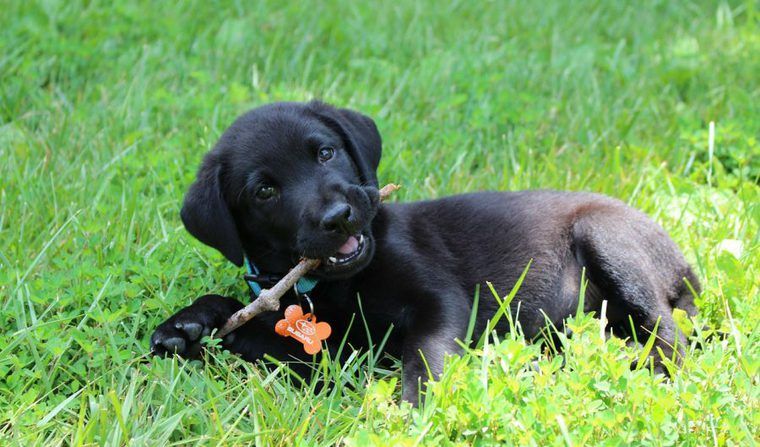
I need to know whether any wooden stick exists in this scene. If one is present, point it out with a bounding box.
[378,183,401,199]
[215,183,400,338]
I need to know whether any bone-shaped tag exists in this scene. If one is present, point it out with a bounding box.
[274,304,331,354]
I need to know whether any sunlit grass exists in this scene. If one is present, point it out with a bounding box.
[1,0,757,445]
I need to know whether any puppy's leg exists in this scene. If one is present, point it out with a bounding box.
[151,294,244,358]
[401,297,469,405]
[572,212,696,372]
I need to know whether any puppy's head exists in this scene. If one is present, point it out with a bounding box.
[180,101,382,279]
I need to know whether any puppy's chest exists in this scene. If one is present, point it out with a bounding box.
[315,281,413,332]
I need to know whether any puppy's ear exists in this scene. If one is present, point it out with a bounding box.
[180,154,244,266]
[308,101,382,187]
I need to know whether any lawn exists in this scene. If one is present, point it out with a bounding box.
[1,0,758,445]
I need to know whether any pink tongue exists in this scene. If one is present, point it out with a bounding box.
[337,236,359,255]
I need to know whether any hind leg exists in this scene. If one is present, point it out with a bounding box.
[624,300,686,372]
[572,212,693,372]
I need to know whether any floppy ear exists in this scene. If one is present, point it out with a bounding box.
[307,101,382,187]
[180,154,244,266]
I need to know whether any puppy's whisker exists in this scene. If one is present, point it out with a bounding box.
[235,179,256,205]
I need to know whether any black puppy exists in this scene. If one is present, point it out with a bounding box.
[151,101,699,403]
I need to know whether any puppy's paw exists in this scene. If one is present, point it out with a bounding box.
[150,310,214,358]
[150,294,242,358]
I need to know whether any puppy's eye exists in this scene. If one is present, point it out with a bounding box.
[255,185,278,200]
[317,146,335,163]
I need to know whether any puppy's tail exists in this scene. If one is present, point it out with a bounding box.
[671,267,700,317]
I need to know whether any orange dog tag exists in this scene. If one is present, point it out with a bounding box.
[275,305,331,354]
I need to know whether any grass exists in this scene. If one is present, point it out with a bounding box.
[1,0,758,445]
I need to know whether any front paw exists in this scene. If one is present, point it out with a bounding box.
[150,294,242,358]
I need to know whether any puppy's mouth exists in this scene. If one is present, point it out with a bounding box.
[325,234,367,266]
[312,230,374,279]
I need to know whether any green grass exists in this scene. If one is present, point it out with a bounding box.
[1,0,758,445]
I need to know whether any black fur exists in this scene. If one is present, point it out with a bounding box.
[151,101,699,404]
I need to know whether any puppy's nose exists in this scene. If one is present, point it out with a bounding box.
[320,203,355,234]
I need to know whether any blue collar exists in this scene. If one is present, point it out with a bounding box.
[244,256,319,298]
